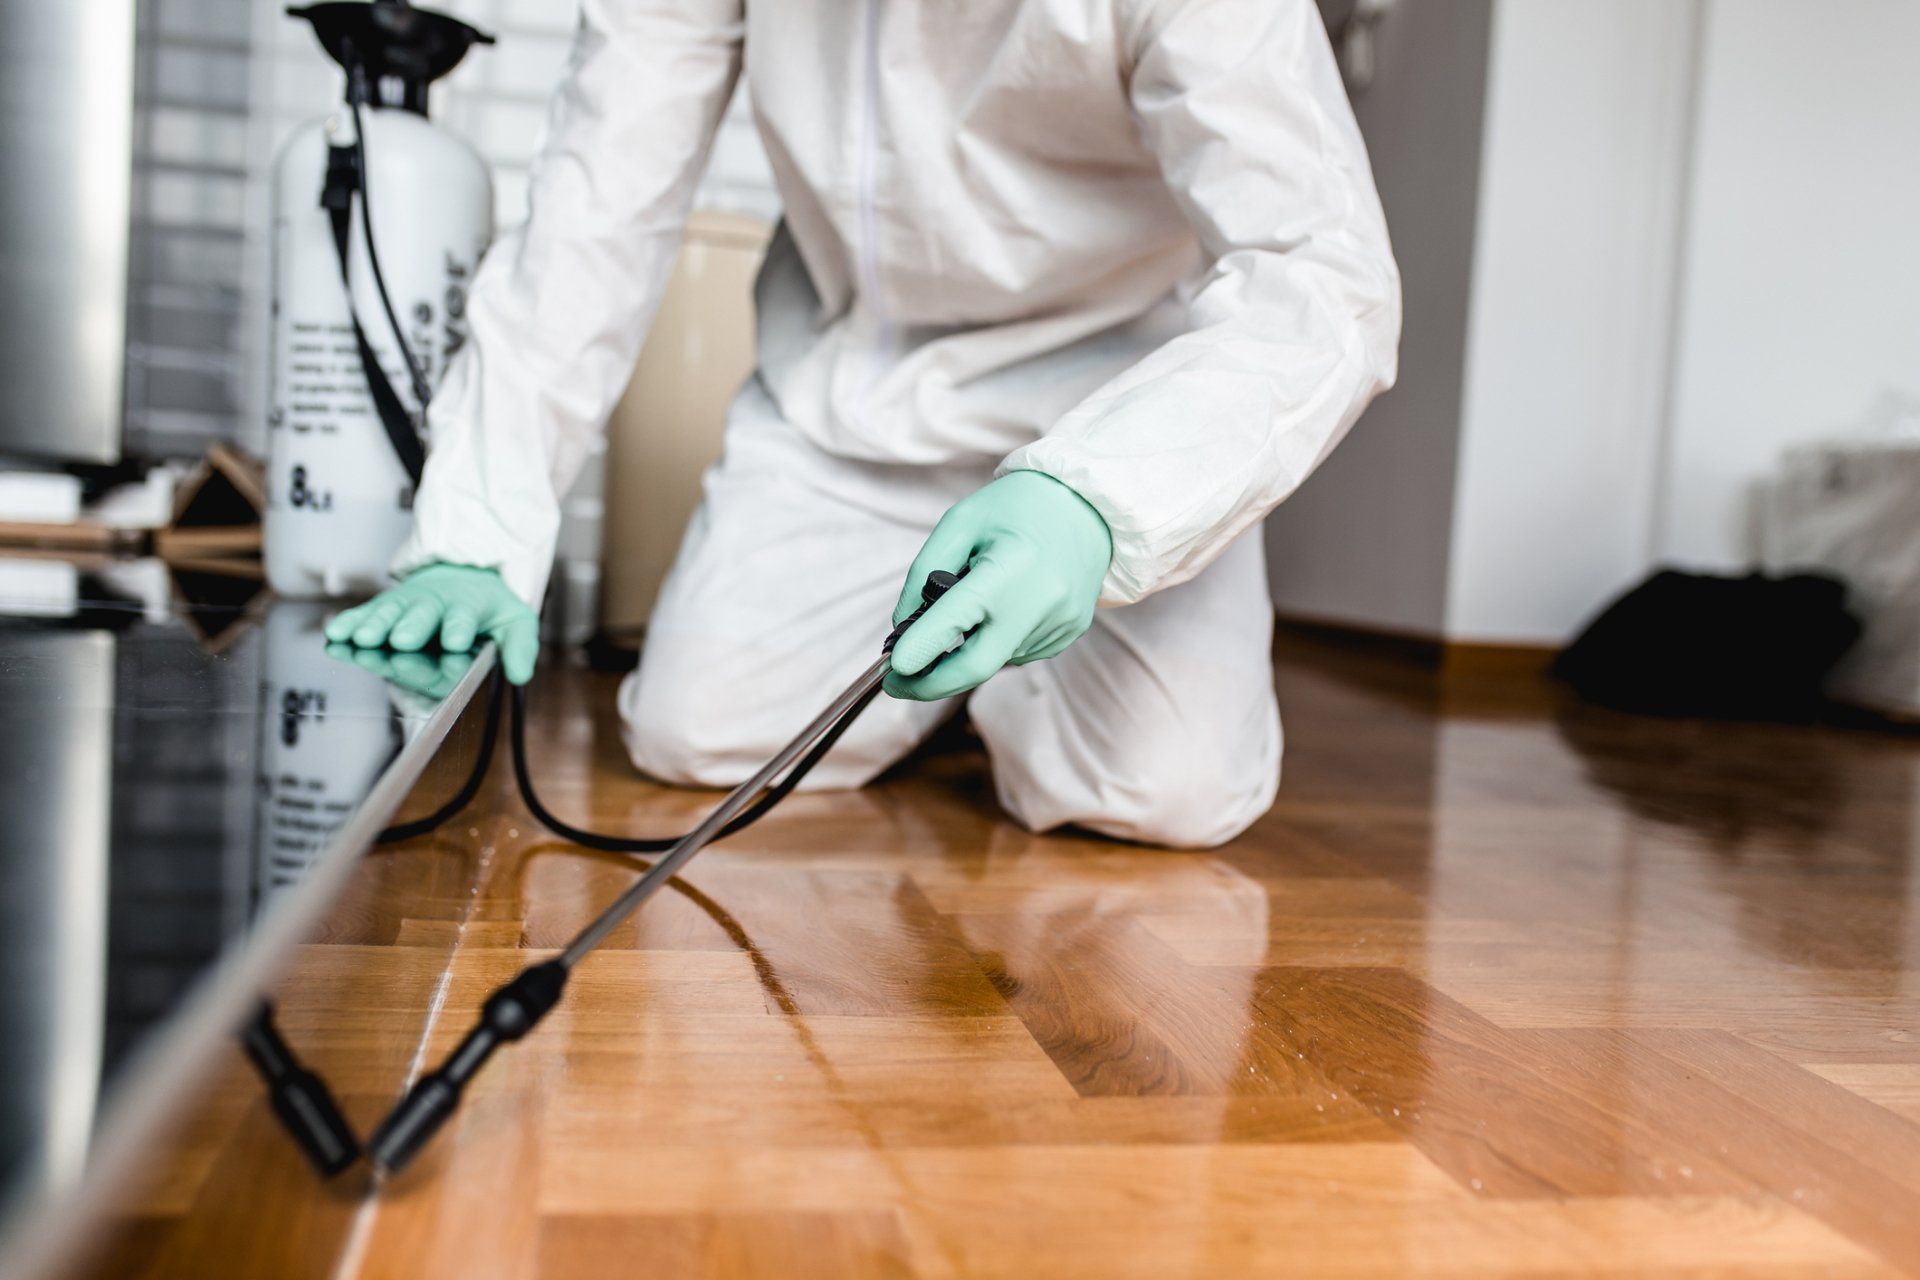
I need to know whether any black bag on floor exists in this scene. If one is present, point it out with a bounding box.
[1551,568,1861,720]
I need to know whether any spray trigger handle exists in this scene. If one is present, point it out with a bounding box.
[883,567,966,657]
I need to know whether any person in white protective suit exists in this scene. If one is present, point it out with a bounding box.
[327,0,1401,849]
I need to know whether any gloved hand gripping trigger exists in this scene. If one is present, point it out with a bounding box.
[883,567,967,666]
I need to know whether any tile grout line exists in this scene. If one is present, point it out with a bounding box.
[328,819,506,1280]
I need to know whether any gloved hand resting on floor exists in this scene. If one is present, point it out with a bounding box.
[324,563,540,685]
[885,470,1111,701]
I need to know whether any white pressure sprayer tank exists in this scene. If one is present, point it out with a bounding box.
[266,1,494,599]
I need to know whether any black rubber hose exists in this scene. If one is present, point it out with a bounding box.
[374,667,880,852]
[376,670,505,845]
[499,568,951,852]
[506,680,881,853]
[349,97,434,409]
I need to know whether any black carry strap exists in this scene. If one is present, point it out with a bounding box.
[321,143,427,487]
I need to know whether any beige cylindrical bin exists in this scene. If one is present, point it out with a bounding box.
[599,211,772,639]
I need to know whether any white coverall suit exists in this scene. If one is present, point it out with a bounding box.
[394,0,1401,848]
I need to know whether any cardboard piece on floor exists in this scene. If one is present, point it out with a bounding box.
[155,444,267,564]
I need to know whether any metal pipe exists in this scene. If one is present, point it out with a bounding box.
[560,654,892,966]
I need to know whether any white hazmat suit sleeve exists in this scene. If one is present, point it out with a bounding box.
[392,0,745,607]
[998,0,1401,607]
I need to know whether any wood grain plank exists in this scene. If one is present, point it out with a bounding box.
[1806,1064,1920,1122]
[538,1212,914,1280]
[1247,968,1764,1198]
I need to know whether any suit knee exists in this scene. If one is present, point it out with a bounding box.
[1084,749,1278,848]
[619,666,741,787]
[996,719,1281,849]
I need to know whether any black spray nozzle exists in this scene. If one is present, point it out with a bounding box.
[242,1004,361,1178]
[883,569,965,655]
[289,2,493,113]
[366,959,567,1175]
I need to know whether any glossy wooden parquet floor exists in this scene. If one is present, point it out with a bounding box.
[89,631,1920,1278]
[327,633,1920,1278]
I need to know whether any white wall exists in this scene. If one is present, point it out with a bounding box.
[1444,0,1701,642]
[1659,0,1920,568]
[1281,0,1920,646]
[1270,0,1700,644]
[1265,0,1493,636]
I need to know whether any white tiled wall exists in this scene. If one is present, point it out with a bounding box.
[124,0,255,458]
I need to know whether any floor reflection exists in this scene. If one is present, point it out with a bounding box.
[1553,703,1917,973]
[239,1002,359,1178]
[1554,704,1852,855]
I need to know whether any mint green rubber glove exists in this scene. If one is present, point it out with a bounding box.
[885,470,1112,701]
[322,564,541,685]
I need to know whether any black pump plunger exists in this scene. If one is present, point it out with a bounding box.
[288,0,493,113]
